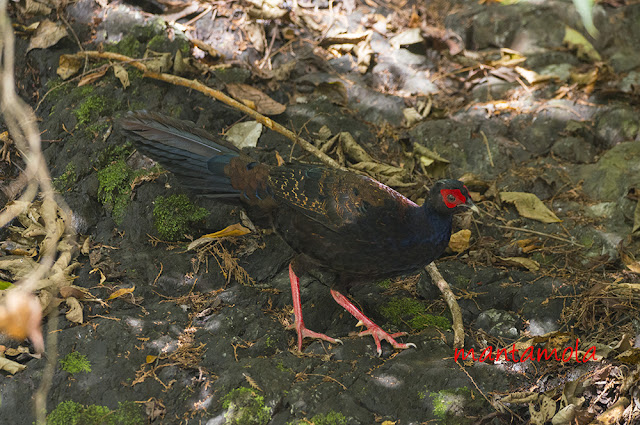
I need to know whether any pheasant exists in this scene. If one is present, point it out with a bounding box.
[121,112,477,355]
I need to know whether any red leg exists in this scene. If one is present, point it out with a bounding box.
[330,289,416,356]
[287,264,342,351]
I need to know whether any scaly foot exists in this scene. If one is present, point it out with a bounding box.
[331,289,416,356]
[288,264,342,351]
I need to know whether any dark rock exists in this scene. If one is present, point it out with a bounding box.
[551,137,597,164]
[475,309,521,340]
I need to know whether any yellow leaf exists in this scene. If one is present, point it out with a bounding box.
[449,229,471,253]
[203,223,251,239]
[107,286,135,301]
[499,192,562,223]
[57,54,82,80]
[498,256,540,272]
[563,26,601,62]
[146,355,158,363]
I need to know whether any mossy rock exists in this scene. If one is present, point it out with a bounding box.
[380,297,451,331]
[59,351,92,374]
[47,400,144,425]
[222,387,271,425]
[153,194,209,241]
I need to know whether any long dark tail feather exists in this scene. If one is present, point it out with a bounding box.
[120,112,241,196]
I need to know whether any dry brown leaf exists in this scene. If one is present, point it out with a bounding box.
[340,132,373,163]
[20,0,52,15]
[350,161,405,177]
[633,199,640,235]
[499,192,562,223]
[59,285,94,300]
[0,291,44,352]
[449,229,471,253]
[107,286,135,301]
[616,348,640,364]
[515,67,552,85]
[0,356,26,374]
[78,66,108,87]
[225,121,262,149]
[65,297,83,324]
[501,392,539,404]
[0,256,38,281]
[529,394,556,425]
[226,83,286,115]
[146,355,158,363]
[113,64,130,89]
[498,256,540,272]
[620,250,640,274]
[57,53,82,80]
[144,51,172,73]
[414,143,450,177]
[355,40,373,74]
[245,21,266,52]
[27,20,68,52]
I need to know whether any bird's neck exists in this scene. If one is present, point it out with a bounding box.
[421,201,453,238]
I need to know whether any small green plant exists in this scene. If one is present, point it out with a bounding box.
[59,352,91,374]
[53,162,77,192]
[378,279,392,288]
[74,93,106,126]
[104,34,142,57]
[153,194,209,240]
[97,160,132,224]
[309,411,348,425]
[47,400,144,425]
[222,387,271,425]
[429,387,475,424]
[380,297,450,331]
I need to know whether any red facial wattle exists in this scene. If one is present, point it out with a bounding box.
[441,188,466,209]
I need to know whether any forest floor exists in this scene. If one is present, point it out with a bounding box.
[1,0,640,424]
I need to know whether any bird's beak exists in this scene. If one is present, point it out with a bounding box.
[467,201,479,214]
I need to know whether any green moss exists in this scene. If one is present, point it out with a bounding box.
[428,387,480,425]
[265,335,274,348]
[79,405,111,423]
[45,77,72,101]
[380,297,450,331]
[46,400,144,425]
[112,401,145,425]
[104,34,142,57]
[147,34,168,52]
[97,160,133,224]
[153,194,209,240]
[98,142,134,167]
[378,279,391,288]
[60,352,92,374]
[74,94,106,127]
[222,387,271,425]
[309,411,348,425]
[47,400,83,425]
[53,162,77,192]
[86,121,111,137]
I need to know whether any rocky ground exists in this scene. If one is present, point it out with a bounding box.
[1,0,640,424]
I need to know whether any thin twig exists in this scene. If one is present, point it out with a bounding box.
[426,262,464,349]
[77,51,344,170]
[491,224,584,247]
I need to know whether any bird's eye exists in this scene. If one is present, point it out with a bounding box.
[447,194,457,203]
